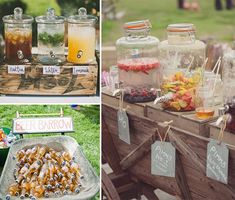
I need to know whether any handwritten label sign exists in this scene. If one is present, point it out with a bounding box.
[151,141,176,177]
[73,66,89,75]
[13,117,74,134]
[8,65,25,74]
[43,66,60,75]
[206,140,229,184]
[117,110,130,144]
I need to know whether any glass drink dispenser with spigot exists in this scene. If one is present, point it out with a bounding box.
[36,8,65,65]
[116,20,161,103]
[3,7,33,64]
[67,7,97,64]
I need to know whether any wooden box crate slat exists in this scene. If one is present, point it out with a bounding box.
[102,89,147,116]
[146,103,219,137]
[209,122,235,146]
[0,63,98,96]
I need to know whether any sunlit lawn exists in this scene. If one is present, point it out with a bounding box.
[103,0,235,45]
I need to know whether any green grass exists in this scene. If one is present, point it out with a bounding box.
[102,0,235,45]
[0,105,100,199]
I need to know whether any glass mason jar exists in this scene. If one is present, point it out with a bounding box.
[195,85,215,119]
[3,7,33,64]
[159,23,206,77]
[36,8,65,65]
[116,20,161,103]
[222,44,235,104]
[67,7,97,64]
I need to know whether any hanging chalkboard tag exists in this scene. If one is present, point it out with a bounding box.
[151,141,176,177]
[206,139,229,184]
[117,110,130,144]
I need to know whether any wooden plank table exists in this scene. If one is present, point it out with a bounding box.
[102,89,219,137]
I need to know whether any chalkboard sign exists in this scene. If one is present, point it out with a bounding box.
[151,141,176,177]
[206,139,229,184]
[13,117,74,134]
[117,110,130,144]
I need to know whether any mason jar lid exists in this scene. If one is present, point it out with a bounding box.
[67,7,97,25]
[2,7,33,24]
[124,20,152,30]
[167,23,195,32]
[36,8,65,24]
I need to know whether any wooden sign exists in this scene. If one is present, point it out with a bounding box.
[151,141,176,177]
[118,110,130,144]
[8,65,25,74]
[12,117,74,134]
[206,139,229,184]
[73,66,89,75]
[43,66,60,75]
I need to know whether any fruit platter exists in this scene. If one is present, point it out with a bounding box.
[161,70,201,111]
[0,136,99,200]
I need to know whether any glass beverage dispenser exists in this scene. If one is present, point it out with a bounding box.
[67,7,97,64]
[36,8,65,65]
[116,20,161,103]
[3,7,33,64]
[220,43,235,133]
[158,23,205,111]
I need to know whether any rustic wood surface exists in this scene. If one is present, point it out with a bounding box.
[209,122,235,146]
[0,63,98,96]
[102,88,147,116]
[102,169,121,200]
[102,103,235,200]
[102,89,219,137]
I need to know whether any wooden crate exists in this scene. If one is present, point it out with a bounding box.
[146,103,219,137]
[209,122,235,146]
[102,103,235,200]
[102,88,147,116]
[0,62,98,96]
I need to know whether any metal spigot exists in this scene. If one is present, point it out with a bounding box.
[77,50,83,59]
[17,50,24,59]
[50,50,55,58]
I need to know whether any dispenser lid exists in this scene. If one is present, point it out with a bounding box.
[67,7,97,25]
[167,23,195,32]
[124,20,152,30]
[2,7,33,24]
[35,8,65,24]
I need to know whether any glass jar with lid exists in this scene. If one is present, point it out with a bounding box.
[2,7,33,64]
[67,7,97,64]
[36,8,65,65]
[159,23,206,77]
[116,20,161,103]
[222,43,235,104]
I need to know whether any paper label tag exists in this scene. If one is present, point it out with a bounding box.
[151,141,176,177]
[118,110,130,144]
[8,65,25,74]
[43,66,60,75]
[206,139,229,184]
[73,66,89,75]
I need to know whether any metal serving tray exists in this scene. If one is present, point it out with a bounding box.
[0,136,99,200]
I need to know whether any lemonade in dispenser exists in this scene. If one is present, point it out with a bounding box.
[67,8,97,64]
